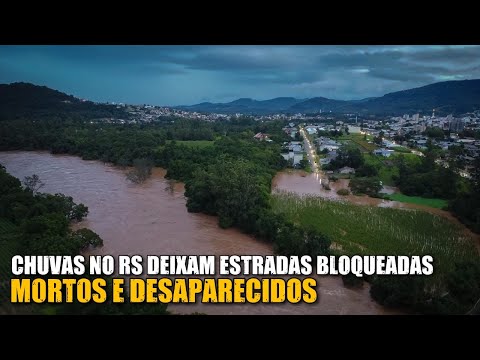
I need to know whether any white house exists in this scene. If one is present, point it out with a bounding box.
[373,148,394,157]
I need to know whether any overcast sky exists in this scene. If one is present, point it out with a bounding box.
[1,45,479,106]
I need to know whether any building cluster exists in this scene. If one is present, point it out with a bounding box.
[103,101,344,123]
[100,103,232,123]
[127,105,231,123]
[361,111,480,176]
[362,111,480,139]
[284,110,480,178]
[280,141,304,167]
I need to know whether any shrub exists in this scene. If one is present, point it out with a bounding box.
[337,188,350,196]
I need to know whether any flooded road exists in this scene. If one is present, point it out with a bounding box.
[0,151,396,314]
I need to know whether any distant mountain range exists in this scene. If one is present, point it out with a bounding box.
[177,79,480,116]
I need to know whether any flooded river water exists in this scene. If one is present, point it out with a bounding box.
[0,151,400,314]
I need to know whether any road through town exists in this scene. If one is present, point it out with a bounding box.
[300,127,319,173]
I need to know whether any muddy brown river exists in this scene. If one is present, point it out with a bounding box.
[0,151,400,314]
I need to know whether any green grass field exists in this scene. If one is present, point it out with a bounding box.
[393,146,411,153]
[386,193,448,209]
[396,152,422,161]
[166,140,214,148]
[338,134,377,152]
[272,192,478,279]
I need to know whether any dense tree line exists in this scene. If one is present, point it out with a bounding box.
[377,144,480,233]
[0,118,217,166]
[394,155,459,200]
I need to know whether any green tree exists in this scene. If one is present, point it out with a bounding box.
[299,158,309,169]
[23,174,44,194]
[424,127,445,139]
[70,203,89,221]
[330,146,364,170]
[126,158,153,184]
[70,228,103,250]
[349,177,382,197]
[356,163,378,177]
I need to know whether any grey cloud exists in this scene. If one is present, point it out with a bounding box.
[135,63,187,76]
[368,67,437,82]
[316,50,405,69]
[164,46,310,72]
[2,45,480,104]
[233,70,325,85]
[407,46,480,64]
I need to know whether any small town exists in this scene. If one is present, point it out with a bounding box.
[91,99,480,180]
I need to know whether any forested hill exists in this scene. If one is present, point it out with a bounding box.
[0,82,128,121]
[357,79,480,115]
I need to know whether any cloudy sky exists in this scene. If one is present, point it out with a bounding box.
[1,45,479,106]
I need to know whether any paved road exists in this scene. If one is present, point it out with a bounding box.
[300,127,319,173]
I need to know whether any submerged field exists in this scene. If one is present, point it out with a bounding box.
[271,192,478,277]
